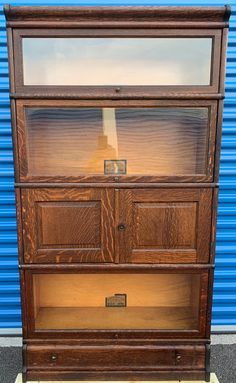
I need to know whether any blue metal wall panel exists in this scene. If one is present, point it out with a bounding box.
[0,0,236,333]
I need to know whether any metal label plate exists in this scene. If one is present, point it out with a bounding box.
[104,160,127,175]
[105,294,127,307]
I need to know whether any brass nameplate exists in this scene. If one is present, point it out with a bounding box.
[105,294,127,307]
[104,160,127,175]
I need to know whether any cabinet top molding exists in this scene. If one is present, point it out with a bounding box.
[4,4,231,28]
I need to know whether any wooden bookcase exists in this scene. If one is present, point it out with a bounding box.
[4,4,230,382]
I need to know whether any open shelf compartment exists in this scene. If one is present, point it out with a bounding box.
[32,273,201,331]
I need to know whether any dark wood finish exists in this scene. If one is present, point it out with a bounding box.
[6,27,15,93]
[21,188,115,263]
[16,182,218,188]
[4,5,230,23]
[11,92,224,100]
[20,269,27,339]
[5,4,230,382]
[205,343,211,382]
[24,338,211,345]
[26,344,205,369]
[22,342,27,383]
[20,263,214,270]
[9,100,19,182]
[214,25,228,181]
[210,187,219,264]
[11,28,222,97]
[26,370,206,381]
[205,268,216,341]
[15,188,23,264]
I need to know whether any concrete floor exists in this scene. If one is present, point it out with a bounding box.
[0,345,235,383]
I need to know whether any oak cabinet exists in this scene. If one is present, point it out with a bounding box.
[21,188,212,264]
[117,188,212,264]
[16,100,217,182]
[27,344,206,371]
[5,4,230,382]
[21,188,115,264]
[26,269,207,335]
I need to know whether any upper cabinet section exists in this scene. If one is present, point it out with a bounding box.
[4,5,230,98]
[16,99,217,183]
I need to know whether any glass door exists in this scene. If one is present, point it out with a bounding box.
[22,37,212,86]
[28,270,208,335]
[17,100,217,182]
[13,28,222,95]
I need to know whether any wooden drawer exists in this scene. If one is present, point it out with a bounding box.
[27,344,205,370]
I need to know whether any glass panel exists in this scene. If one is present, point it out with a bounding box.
[33,273,200,330]
[25,107,209,176]
[22,38,212,86]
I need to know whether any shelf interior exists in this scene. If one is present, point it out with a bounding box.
[33,273,200,331]
[35,306,198,330]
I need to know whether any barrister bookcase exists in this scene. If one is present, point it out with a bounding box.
[4,4,230,382]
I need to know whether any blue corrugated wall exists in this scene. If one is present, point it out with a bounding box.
[0,0,236,333]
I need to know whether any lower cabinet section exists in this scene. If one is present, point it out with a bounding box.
[32,273,201,331]
[24,268,209,336]
[21,267,212,381]
[24,343,208,382]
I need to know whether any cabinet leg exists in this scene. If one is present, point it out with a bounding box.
[22,343,27,383]
[205,343,211,382]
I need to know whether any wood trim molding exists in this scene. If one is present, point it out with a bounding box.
[10,92,225,100]
[4,5,231,28]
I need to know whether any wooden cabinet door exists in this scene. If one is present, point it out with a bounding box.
[117,188,212,263]
[21,188,115,263]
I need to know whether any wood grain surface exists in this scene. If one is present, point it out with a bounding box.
[5,4,230,382]
[21,188,115,263]
[118,188,212,263]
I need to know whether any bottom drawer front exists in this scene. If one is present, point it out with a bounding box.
[27,345,205,370]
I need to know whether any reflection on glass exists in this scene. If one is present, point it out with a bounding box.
[25,107,208,176]
[33,273,200,330]
[23,38,212,86]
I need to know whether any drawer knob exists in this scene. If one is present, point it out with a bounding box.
[176,354,182,363]
[118,224,126,231]
[50,354,57,362]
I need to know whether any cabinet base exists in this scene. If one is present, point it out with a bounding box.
[22,343,210,382]
[16,372,219,382]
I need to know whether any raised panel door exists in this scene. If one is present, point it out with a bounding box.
[21,188,115,263]
[117,188,212,263]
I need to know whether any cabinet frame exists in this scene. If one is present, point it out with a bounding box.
[15,99,217,183]
[11,28,222,97]
[4,5,230,382]
[22,266,210,339]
